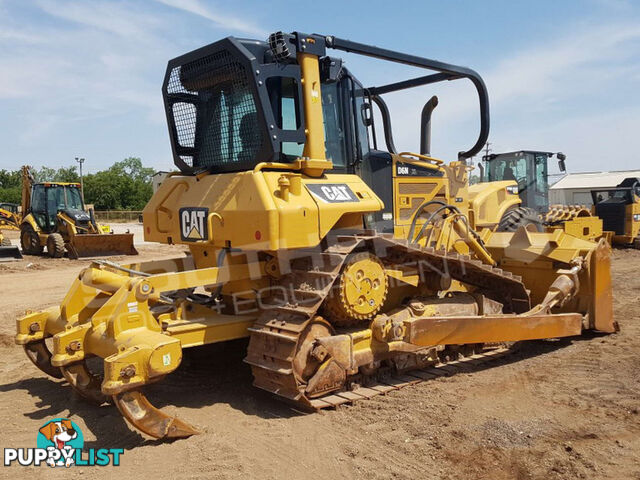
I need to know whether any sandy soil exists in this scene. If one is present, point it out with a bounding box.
[0,246,639,479]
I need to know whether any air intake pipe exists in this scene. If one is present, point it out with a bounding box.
[420,96,438,156]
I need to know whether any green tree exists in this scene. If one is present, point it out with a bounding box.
[0,169,21,189]
[0,169,23,204]
[82,157,155,210]
[111,157,155,183]
[33,166,56,182]
[54,166,80,183]
[0,158,155,211]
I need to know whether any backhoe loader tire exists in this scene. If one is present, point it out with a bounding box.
[1,237,11,247]
[497,207,543,232]
[47,233,65,258]
[20,225,43,255]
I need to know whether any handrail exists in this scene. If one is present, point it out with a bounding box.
[325,35,490,160]
[397,152,444,166]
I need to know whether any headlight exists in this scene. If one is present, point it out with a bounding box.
[506,185,519,195]
[634,214,640,222]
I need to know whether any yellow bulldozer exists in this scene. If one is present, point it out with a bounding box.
[15,31,616,440]
[18,166,138,258]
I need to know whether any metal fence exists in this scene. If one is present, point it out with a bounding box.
[94,210,143,223]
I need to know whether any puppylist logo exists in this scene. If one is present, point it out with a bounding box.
[4,418,123,467]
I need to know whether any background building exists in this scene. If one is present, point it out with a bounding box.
[550,170,640,206]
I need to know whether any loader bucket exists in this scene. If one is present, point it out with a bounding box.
[0,245,22,261]
[66,233,138,259]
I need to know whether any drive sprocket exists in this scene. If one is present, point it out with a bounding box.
[322,251,388,327]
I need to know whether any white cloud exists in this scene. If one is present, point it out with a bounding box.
[0,2,170,126]
[36,0,165,41]
[153,0,267,37]
[379,20,640,171]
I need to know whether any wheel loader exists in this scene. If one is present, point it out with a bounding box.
[15,31,616,440]
[473,150,603,241]
[18,166,138,258]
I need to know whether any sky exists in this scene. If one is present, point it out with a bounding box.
[0,0,638,176]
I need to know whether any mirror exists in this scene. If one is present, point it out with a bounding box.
[360,102,373,127]
[556,152,566,172]
[558,159,566,172]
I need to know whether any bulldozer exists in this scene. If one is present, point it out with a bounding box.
[474,150,603,241]
[592,177,640,248]
[0,202,22,260]
[15,31,616,440]
[18,166,138,258]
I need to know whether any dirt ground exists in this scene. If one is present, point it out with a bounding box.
[0,238,639,479]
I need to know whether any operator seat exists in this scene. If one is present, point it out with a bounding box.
[503,166,516,182]
[237,112,260,163]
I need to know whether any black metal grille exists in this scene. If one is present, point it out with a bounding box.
[166,49,262,170]
[596,203,627,235]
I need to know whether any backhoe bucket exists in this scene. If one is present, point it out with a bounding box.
[66,233,138,259]
[0,244,22,261]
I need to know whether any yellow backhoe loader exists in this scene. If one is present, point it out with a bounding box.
[16,31,616,440]
[0,202,22,259]
[18,166,138,258]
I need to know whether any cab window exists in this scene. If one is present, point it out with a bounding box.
[352,83,370,160]
[321,81,348,168]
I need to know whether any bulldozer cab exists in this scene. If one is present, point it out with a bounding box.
[163,32,489,238]
[481,150,564,213]
[29,182,86,233]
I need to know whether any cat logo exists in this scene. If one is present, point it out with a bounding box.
[306,184,359,203]
[179,207,209,241]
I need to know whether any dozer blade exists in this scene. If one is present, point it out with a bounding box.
[66,233,138,259]
[114,390,200,439]
[0,245,22,261]
[590,238,616,333]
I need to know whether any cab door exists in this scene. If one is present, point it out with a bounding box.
[30,184,54,233]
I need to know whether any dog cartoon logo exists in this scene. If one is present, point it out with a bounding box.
[36,418,84,467]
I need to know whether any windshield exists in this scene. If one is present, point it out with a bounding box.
[592,189,632,204]
[485,153,530,182]
[47,185,84,212]
[0,203,18,214]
